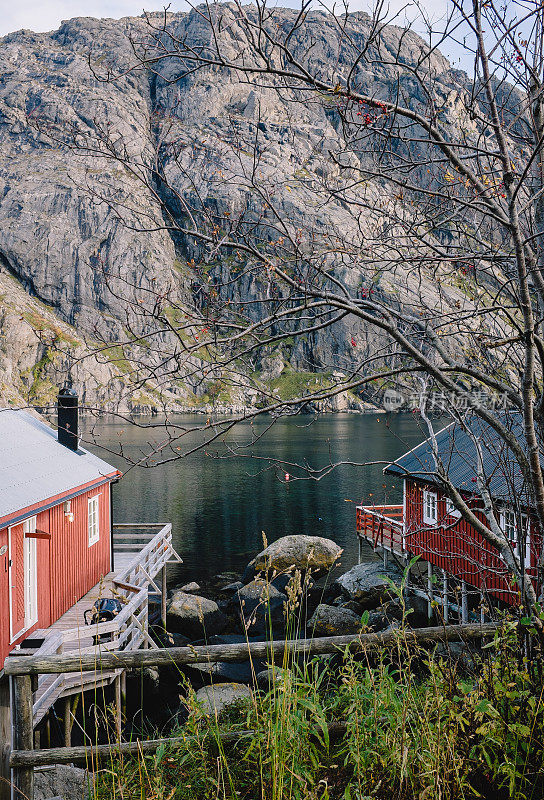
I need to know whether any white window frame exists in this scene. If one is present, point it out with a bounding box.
[88,496,100,547]
[499,508,529,566]
[423,489,438,525]
[445,498,461,519]
[500,508,518,545]
[23,516,38,629]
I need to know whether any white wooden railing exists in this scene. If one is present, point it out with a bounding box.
[29,523,179,725]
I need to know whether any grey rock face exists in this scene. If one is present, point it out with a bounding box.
[0,8,468,410]
[335,562,402,607]
[244,534,342,580]
[194,682,253,718]
[166,590,227,639]
[307,603,362,636]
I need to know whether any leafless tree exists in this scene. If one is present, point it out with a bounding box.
[25,0,544,615]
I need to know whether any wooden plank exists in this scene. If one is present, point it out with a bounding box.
[5,623,499,676]
[113,524,168,529]
[33,675,64,717]
[112,580,141,594]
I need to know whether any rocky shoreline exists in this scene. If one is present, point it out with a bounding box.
[146,535,409,719]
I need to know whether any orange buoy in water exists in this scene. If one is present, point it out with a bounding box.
[285,473,290,482]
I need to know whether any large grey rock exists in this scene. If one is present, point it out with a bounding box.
[166,591,227,639]
[230,578,286,634]
[233,578,285,612]
[35,765,91,800]
[307,603,362,636]
[195,682,253,718]
[244,535,342,581]
[221,581,244,593]
[335,563,402,608]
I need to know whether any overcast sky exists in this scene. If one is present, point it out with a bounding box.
[1,0,449,35]
[0,0,469,69]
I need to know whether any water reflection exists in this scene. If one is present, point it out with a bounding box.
[82,413,427,584]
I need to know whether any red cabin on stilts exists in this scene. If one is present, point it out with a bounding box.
[357,414,542,612]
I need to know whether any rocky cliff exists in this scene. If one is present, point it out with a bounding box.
[0,6,469,412]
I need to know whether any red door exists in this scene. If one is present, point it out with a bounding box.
[0,528,8,664]
[9,523,25,640]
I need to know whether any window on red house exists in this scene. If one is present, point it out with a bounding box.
[88,496,100,547]
[501,509,518,543]
[445,498,461,519]
[423,490,438,524]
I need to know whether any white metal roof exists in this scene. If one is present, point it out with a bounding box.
[0,409,119,525]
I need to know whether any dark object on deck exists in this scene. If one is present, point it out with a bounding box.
[84,598,123,643]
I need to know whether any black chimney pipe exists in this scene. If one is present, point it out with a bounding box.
[57,385,79,452]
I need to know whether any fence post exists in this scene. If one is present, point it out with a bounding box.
[11,674,33,800]
[63,698,71,748]
[161,566,167,629]
[442,570,449,624]
[114,675,122,740]
[427,562,434,620]
[0,675,10,800]
[461,580,468,624]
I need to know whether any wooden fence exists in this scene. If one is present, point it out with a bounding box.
[4,622,499,800]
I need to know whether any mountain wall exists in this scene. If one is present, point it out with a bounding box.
[0,6,469,412]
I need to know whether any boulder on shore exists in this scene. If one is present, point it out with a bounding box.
[194,682,253,718]
[335,562,402,608]
[307,604,362,636]
[166,591,227,639]
[187,658,266,686]
[256,666,288,690]
[243,535,342,582]
[179,581,200,592]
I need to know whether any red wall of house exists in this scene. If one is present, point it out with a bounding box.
[0,482,112,670]
[48,483,111,621]
[0,528,8,671]
[404,479,541,604]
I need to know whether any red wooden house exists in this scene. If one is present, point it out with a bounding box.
[357,415,542,612]
[0,389,121,670]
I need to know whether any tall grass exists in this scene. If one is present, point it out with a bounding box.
[91,570,544,800]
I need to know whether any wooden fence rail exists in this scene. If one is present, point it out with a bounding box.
[5,622,498,676]
[5,622,500,798]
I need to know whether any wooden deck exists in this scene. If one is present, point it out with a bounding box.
[14,523,181,727]
[356,504,405,560]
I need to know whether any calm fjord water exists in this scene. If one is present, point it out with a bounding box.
[82,413,426,585]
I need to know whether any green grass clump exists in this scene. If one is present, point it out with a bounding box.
[92,571,544,800]
[270,370,332,401]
